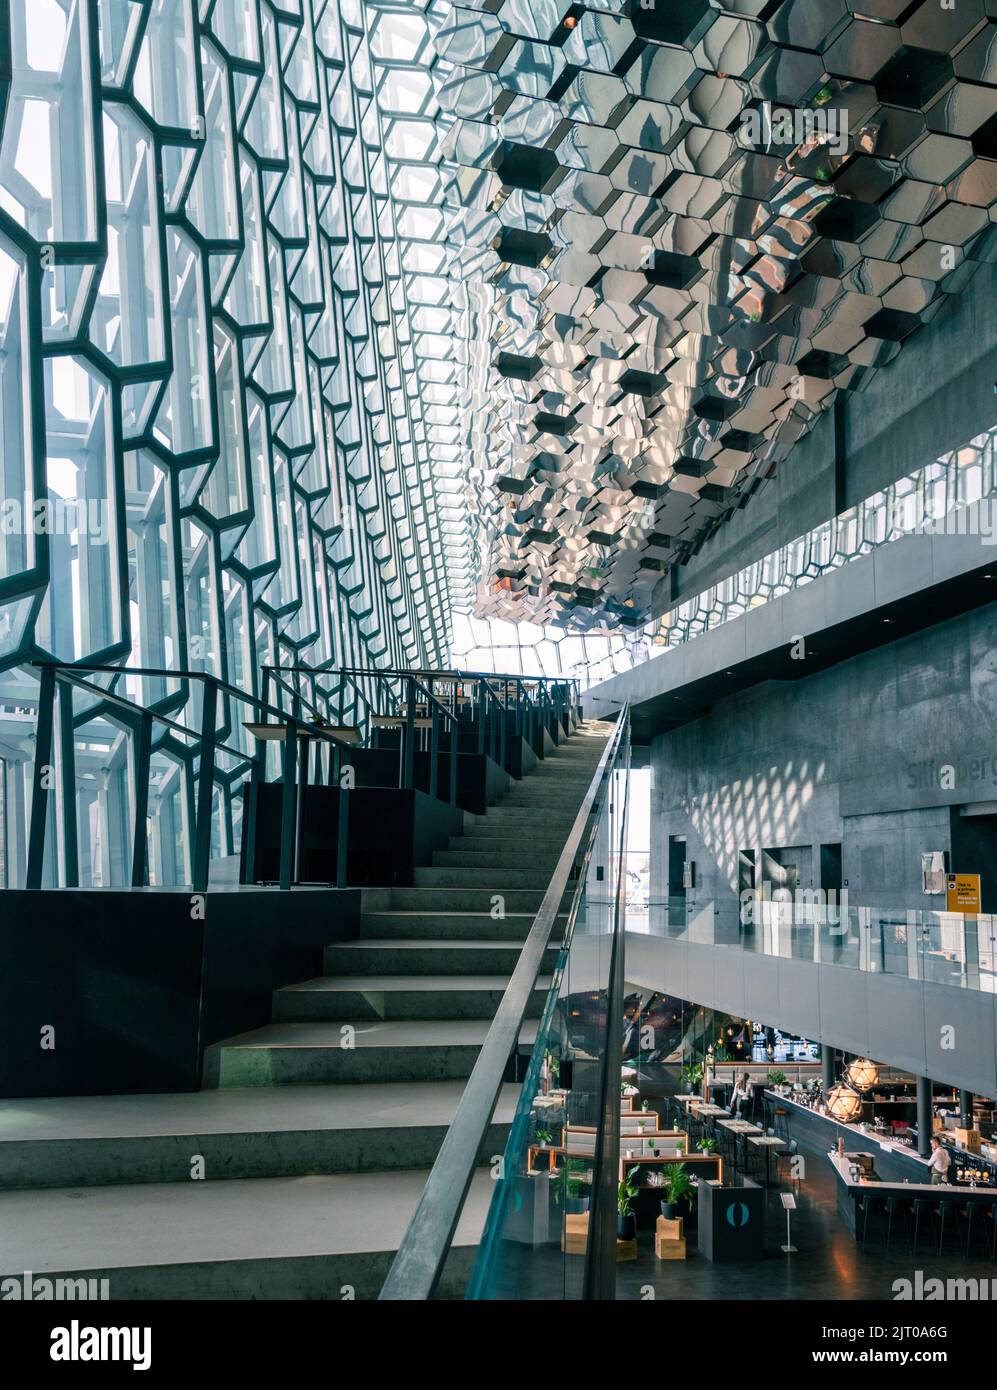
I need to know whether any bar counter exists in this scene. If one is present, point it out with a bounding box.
[827,1150,996,1237]
[763,1089,932,1183]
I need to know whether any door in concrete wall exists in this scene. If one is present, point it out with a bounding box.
[668,835,686,929]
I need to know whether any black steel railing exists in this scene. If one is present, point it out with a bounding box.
[25,663,356,894]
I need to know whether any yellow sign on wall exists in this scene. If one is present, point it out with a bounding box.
[946,873,982,913]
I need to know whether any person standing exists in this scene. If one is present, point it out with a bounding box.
[731,1071,754,1119]
[928,1135,951,1185]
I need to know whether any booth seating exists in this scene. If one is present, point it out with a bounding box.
[621,1112,666,1137]
[565,1125,687,1159]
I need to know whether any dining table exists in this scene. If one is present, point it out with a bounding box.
[748,1134,787,1187]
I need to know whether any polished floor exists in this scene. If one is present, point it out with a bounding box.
[615,1140,997,1302]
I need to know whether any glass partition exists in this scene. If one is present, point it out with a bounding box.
[466,727,629,1299]
[643,895,997,994]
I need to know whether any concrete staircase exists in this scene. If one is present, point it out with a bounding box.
[0,723,609,1299]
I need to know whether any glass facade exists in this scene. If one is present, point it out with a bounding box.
[0,0,461,886]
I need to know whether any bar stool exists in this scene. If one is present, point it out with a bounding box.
[883,1196,909,1252]
[860,1193,884,1249]
[911,1199,935,1255]
[773,1106,790,1140]
[937,1200,965,1256]
[966,1200,983,1255]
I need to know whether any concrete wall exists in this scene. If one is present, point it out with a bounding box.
[650,601,997,915]
[664,263,997,611]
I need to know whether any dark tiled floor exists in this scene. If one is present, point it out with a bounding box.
[615,1142,997,1302]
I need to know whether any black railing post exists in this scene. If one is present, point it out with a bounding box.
[131,711,153,887]
[26,665,57,890]
[241,699,268,884]
[429,701,439,800]
[278,716,298,891]
[450,716,458,806]
[192,679,217,893]
[476,679,485,755]
[295,725,309,884]
[403,676,416,790]
[57,678,79,888]
[336,767,350,889]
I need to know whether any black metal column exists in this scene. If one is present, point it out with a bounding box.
[821,1044,835,1093]
[917,1076,933,1158]
[960,1090,974,1127]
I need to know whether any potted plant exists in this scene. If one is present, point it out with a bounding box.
[767,1070,787,1093]
[696,1137,717,1154]
[618,1166,640,1241]
[561,1159,590,1216]
[660,1163,696,1221]
[534,1127,553,1150]
[682,1062,703,1094]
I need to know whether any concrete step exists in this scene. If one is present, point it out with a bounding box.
[449,832,568,852]
[433,849,562,869]
[273,974,550,1022]
[517,767,595,778]
[0,1082,519,1189]
[323,938,560,976]
[387,886,568,913]
[203,1018,537,1088]
[498,789,589,805]
[0,1169,494,1298]
[360,911,565,942]
[474,806,578,823]
[412,866,557,890]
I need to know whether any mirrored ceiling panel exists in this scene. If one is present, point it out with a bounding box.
[399,0,997,631]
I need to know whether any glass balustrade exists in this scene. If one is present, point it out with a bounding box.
[466,728,630,1299]
[639,895,997,994]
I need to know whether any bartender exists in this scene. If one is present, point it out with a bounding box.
[928,1135,952,1185]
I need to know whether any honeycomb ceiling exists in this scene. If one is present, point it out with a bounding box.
[417,0,997,630]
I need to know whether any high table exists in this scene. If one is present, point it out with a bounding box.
[715,1118,762,1164]
[749,1134,787,1187]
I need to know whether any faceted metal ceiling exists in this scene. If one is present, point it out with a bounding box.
[422,0,997,630]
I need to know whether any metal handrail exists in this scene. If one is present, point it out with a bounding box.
[26,662,356,894]
[583,709,631,1299]
[379,706,630,1301]
[261,665,461,730]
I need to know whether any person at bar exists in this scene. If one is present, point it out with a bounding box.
[928,1135,951,1185]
